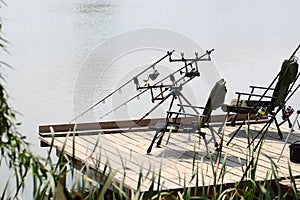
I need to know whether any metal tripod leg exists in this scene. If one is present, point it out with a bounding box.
[156,123,169,147]
[279,118,293,128]
[156,92,199,147]
[156,94,177,147]
[278,110,300,162]
[147,129,167,154]
[274,117,283,138]
[147,130,160,154]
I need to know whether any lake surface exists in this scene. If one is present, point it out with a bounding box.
[2,0,300,198]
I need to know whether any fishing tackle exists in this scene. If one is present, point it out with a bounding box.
[69,50,174,123]
[282,105,294,121]
[255,107,267,120]
[70,49,214,122]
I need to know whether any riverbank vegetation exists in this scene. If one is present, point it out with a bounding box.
[0,1,299,199]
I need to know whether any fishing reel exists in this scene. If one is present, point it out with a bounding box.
[255,107,267,120]
[143,68,160,86]
[282,105,294,121]
[133,76,140,89]
[183,68,200,78]
[148,69,160,81]
[178,52,200,78]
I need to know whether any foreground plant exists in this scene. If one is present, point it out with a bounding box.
[0,2,68,198]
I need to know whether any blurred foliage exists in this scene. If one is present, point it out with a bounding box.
[0,2,67,199]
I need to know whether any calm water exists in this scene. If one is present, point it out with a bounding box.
[2,0,300,198]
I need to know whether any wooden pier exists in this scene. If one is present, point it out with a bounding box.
[39,115,300,196]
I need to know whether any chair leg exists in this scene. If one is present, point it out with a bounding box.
[274,118,283,139]
[288,118,293,128]
[200,133,210,156]
[209,127,219,149]
[215,118,226,149]
[230,114,238,126]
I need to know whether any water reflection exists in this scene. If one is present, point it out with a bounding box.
[72,2,115,14]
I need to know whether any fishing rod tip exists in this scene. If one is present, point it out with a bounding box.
[167,50,175,55]
[206,49,215,54]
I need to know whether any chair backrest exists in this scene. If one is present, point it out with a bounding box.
[270,57,299,109]
[199,78,227,127]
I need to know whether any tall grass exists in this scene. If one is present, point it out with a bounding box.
[1,96,299,199]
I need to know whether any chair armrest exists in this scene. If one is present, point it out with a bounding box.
[166,111,199,117]
[249,85,275,90]
[247,86,275,100]
[176,104,205,109]
[235,92,276,99]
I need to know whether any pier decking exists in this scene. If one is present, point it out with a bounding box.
[39,116,300,195]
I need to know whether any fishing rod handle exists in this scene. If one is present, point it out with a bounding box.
[289,44,300,61]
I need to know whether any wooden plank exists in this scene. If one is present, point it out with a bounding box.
[77,129,239,188]
[223,124,300,177]
[101,128,252,185]
[39,127,150,138]
[39,119,300,194]
[83,133,213,188]
[41,136,153,191]
[39,118,165,133]
[47,134,192,191]
[38,114,247,133]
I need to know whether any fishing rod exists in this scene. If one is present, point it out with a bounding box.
[136,49,213,102]
[245,68,300,151]
[129,50,215,130]
[135,49,213,90]
[98,49,214,120]
[236,45,300,186]
[99,68,196,120]
[277,109,300,162]
[143,78,205,154]
[98,76,186,119]
[226,44,300,146]
[248,46,300,149]
[69,50,175,123]
[131,75,200,128]
[250,68,300,151]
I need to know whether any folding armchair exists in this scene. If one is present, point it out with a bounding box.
[224,49,299,149]
[147,78,227,154]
